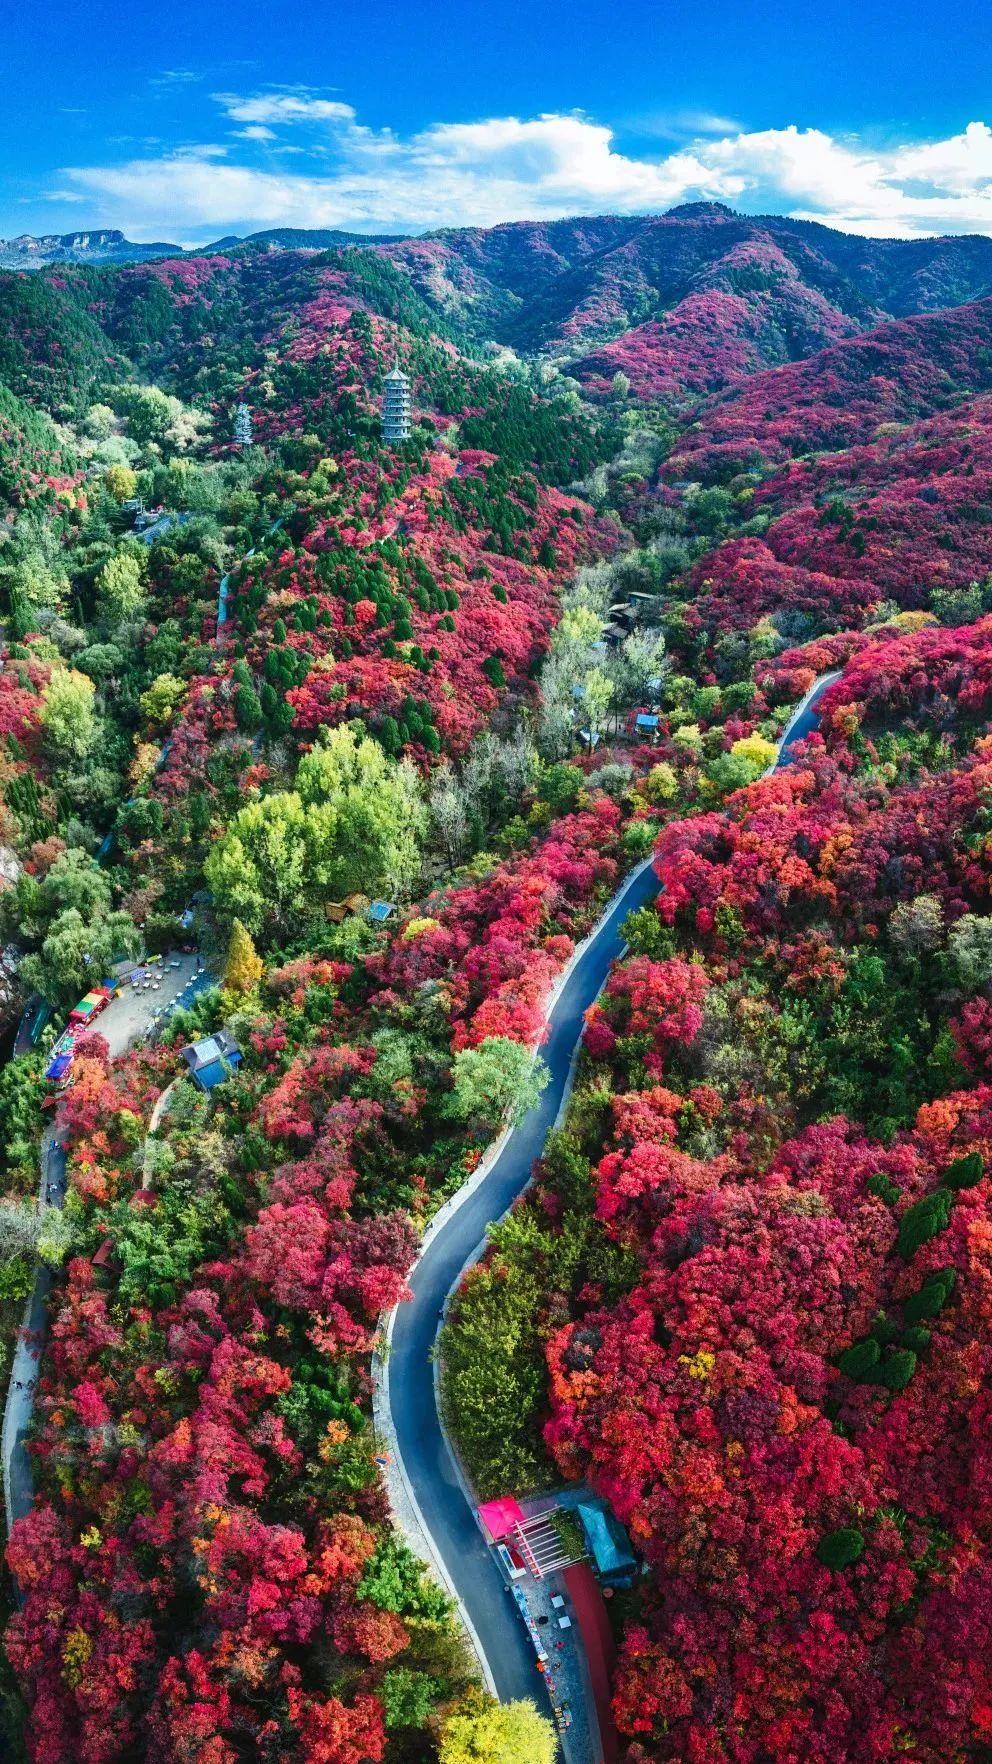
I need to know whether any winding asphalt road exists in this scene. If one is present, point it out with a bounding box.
[385,669,840,1708]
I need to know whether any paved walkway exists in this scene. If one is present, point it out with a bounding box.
[217,516,283,636]
[776,669,841,762]
[2,1130,65,1531]
[381,670,839,1744]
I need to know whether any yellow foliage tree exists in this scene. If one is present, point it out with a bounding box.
[39,667,96,759]
[104,464,137,503]
[639,761,678,805]
[129,742,160,793]
[224,918,264,995]
[139,673,186,726]
[729,733,777,777]
[438,1692,556,1764]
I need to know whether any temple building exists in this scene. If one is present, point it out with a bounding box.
[381,365,411,443]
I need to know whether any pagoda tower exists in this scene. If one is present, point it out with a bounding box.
[381,366,411,444]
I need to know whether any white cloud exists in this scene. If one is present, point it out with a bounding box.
[703,122,992,237]
[214,91,356,126]
[48,101,992,244]
[627,108,746,140]
[679,111,746,137]
[892,121,992,195]
[149,69,203,89]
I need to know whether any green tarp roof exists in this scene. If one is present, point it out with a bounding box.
[576,1500,636,1578]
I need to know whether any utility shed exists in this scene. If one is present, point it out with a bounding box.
[182,1030,242,1092]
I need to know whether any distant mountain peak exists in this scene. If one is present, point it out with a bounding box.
[0,228,183,269]
[664,201,737,221]
[53,228,128,247]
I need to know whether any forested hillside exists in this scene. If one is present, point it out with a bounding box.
[377,204,992,352]
[1,205,992,1764]
[442,251,992,1764]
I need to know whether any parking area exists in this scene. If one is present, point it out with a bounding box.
[84,952,205,1058]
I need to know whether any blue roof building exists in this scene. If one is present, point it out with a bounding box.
[182,1031,242,1091]
[137,511,193,547]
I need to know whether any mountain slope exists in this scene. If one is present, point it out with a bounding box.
[8,207,992,415]
[0,271,131,414]
[665,295,992,482]
[378,204,992,360]
[0,382,79,508]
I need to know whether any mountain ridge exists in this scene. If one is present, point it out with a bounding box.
[0,227,184,268]
[8,206,992,423]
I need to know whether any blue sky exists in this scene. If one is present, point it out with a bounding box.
[4,0,992,243]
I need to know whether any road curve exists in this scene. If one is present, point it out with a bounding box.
[776,669,841,763]
[386,854,662,1706]
[385,671,839,1707]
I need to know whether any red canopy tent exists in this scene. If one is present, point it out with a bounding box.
[477,1496,525,1542]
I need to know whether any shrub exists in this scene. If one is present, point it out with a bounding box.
[904,1267,957,1322]
[837,1338,881,1379]
[816,1528,865,1570]
[381,1667,437,1731]
[867,1171,901,1205]
[439,1691,557,1764]
[622,820,659,860]
[944,1150,984,1189]
[900,1325,931,1353]
[0,1255,34,1302]
[897,1188,954,1260]
[877,1347,917,1391]
[449,1037,550,1133]
[233,682,262,732]
[621,906,678,960]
